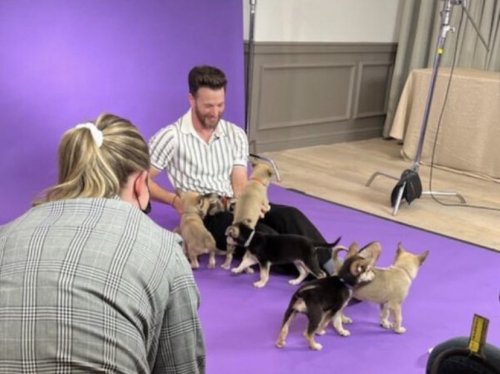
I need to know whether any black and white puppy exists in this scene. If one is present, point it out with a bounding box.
[227,220,340,288]
[275,250,379,351]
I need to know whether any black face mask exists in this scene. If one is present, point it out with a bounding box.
[142,201,152,215]
[134,186,152,215]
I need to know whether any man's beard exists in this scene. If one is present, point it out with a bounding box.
[194,106,221,130]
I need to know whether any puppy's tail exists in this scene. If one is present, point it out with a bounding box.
[311,236,341,249]
[332,245,349,275]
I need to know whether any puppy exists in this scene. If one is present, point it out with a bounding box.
[179,191,218,269]
[275,248,379,351]
[334,242,429,333]
[227,220,341,288]
[221,161,274,270]
[199,192,225,216]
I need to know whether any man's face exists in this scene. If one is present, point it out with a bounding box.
[190,87,225,130]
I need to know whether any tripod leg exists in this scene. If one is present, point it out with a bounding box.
[421,191,466,204]
[392,182,406,216]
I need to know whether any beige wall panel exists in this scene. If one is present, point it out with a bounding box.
[256,64,355,130]
[246,42,397,152]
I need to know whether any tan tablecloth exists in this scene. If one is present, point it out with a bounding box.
[390,68,500,181]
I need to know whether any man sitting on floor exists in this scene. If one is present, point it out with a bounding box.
[148,65,335,274]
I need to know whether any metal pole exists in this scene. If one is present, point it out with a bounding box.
[412,0,454,171]
[245,0,257,132]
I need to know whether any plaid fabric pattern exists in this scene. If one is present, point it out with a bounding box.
[149,110,248,197]
[0,198,205,374]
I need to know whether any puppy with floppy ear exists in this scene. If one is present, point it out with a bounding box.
[221,161,274,270]
[228,220,341,288]
[334,242,429,334]
[275,246,380,351]
[178,190,219,269]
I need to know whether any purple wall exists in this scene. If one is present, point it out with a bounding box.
[0,0,244,224]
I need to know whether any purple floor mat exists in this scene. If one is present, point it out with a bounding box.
[157,185,500,374]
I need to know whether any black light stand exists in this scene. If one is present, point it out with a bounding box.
[244,0,257,135]
[367,0,470,215]
[244,0,281,181]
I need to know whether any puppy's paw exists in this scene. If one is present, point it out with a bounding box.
[341,315,353,324]
[231,267,243,274]
[309,342,323,351]
[208,261,216,269]
[253,280,267,288]
[288,279,301,286]
[275,340,286,349]
[381,320,393,329]
[244,267,254,274]
[220,261,231,270]
[335,328,350,337]
[394,326,407,334]
[316,329,327,336]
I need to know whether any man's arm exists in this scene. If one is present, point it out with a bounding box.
[231,165,248,198]
[149,167,182,213]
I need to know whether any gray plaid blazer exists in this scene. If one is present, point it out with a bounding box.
[0,197,205,373]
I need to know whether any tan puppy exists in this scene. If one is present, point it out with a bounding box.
[334,242,429,334]
[179,191,218,269]
[221,161,274,270]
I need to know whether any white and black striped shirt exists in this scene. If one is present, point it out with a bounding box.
[149,110,248,197]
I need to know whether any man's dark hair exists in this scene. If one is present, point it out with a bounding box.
[188,65,227,96]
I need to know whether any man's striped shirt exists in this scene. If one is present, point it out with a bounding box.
[149,110,248,197]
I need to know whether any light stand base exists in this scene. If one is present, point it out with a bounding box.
[366,171,466,216]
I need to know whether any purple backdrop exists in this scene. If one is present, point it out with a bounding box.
[0,0,244,224]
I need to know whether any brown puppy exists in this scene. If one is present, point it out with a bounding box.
[334,242,429,333]
[275,247,379,351]
[222,161,274,270]
[179,191,218,269]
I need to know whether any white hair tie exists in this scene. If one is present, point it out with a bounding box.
[75,122,104,148]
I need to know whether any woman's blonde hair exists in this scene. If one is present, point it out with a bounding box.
[34,113,150,205]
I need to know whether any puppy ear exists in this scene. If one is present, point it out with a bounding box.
[418,250,429,265]
[347,242,359,258]
[176,188,183,197]
[350,259,364,276]
[362,242,382,265]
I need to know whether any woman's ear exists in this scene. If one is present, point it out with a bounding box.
[134,170,149,202]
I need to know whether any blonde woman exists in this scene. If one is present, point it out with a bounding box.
[0,114,205,374]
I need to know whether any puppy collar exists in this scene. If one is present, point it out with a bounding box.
[243,229,256,247]
[250,177,267,187]
[338,277,354,290]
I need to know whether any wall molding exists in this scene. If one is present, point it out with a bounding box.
[245,41,397,152]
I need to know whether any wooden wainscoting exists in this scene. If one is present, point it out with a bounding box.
[245,42,397,153]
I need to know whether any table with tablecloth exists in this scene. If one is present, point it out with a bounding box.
[390,67,500,181]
